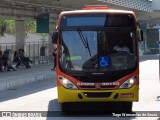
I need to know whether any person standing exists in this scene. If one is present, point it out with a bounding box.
[0,51,4,72]
[51,48,57,71]
[51,30,58,71]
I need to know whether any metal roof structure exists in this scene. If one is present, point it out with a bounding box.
[0,0,159,22]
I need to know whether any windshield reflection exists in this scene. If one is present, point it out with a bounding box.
[59,30,137,72]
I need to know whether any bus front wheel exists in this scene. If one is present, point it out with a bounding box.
[61,103,70,112]
[122,102,133,112]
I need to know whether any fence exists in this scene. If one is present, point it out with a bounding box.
[0,41,53,64]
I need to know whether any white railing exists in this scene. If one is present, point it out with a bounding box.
[0,41,53,63]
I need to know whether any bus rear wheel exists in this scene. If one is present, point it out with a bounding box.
[122,102,133,112]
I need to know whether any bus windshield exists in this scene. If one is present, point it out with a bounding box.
[59,29,137,72]
[59,13,137,73]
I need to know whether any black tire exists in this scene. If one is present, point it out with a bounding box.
[61,103,70,112]
[122,102,133,112]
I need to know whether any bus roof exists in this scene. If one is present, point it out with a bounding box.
[82,5,109,10]
[58,9,137,29]
[60,9,135,16]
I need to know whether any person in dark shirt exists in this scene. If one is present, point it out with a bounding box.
[0,51,3,72]
[2,50,16,71]
[19,49,33,67]
[51,48,57,71]
[13,49,31,69]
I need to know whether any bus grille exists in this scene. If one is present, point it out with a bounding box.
[84,92,112,98]
[73,74,121,83]
[81,85,116,89]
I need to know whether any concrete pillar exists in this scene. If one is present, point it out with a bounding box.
[144,22,151,54]
[15,20,26,51]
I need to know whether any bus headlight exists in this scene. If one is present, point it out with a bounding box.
[119,76,137,88]
[58,76,78,89]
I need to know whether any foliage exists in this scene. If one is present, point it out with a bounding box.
[26,21,36,33]
[0,20,37,35]
[5,20,15,35]
[0,20,48,38]
[0,20,15,36]
[0,20,7,36]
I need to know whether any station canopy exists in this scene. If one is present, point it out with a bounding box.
[0,0,159,21]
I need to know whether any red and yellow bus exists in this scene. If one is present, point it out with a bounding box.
[53,5,140,112]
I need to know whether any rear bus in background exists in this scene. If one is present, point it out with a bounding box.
[53,5,141,112]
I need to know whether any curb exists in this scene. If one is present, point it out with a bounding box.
[0,72,56,92]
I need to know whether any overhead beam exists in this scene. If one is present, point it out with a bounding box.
[0,6,36,20]
[137,11,160,21]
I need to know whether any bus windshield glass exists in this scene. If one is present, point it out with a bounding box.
[59,14,137,73]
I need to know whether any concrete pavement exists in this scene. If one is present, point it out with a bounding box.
[0,63,56,92]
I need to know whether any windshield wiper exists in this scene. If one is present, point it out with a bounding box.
[78,30,92,57]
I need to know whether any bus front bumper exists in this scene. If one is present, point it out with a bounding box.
[57,85,139,103]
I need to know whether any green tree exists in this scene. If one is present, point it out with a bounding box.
[5,20,15,35]
[0,20,7,36]
[0,20,15,36]
[0,20,48,37]
[26,21,36,33]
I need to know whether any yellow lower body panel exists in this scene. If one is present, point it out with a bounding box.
[57,85,139,103]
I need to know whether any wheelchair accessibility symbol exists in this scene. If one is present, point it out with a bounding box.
[99,56,109,67]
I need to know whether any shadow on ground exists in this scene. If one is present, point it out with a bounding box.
[46,99,136,119]
[0,78,56,102]
[139,54,159,62]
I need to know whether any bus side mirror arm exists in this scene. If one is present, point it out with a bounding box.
[137,22,143,42]
[52,32,58,44]
[140,30,144,42]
